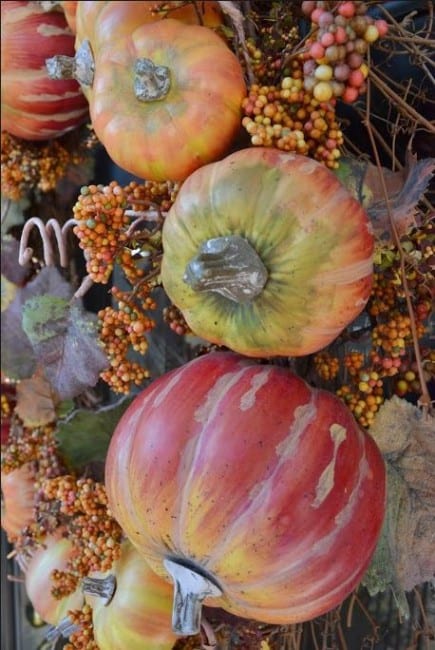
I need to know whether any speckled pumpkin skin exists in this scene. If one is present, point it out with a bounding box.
[85,541,176,650]
[105,352,386,625]
[1,464,36,541]
[161,147,374,357]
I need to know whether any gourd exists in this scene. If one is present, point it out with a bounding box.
[49,18,246,181]
[1,1,88,140]
[1,463,36,541]
[23,532,84,625]
[82,539,176,650]
[105,351,386,634]
[161,147,374,357]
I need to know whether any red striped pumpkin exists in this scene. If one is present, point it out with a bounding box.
[105,352,386,633]
[1,1,88,141]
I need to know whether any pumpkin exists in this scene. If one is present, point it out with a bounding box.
[105,351,386,634]
[75,0,223,51]
[61,0,78,33]
[53,18,246,181]
[82,539,177,649]
[23,532,84,625]
[161,147,374,357]
[1,1,88,140]
[1,463,36,541]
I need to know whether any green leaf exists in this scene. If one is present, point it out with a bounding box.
[55,398,133,471]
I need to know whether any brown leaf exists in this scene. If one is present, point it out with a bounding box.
[364,397,435,609]
[15,366,59,427]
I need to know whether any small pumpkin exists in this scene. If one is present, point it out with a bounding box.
[23,532,84,625]
[1,463,36,541]
[161,147,374,357]
[1,1,88,140]
[105,351,386,633]
[83,539,177,650]
[52,18,246,181]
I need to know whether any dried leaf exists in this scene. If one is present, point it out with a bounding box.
[336,155,435,242]
[55,398,133,471]
[364,397,435,613]
[217,1,254,83]
[21,295,109,400]
[1,267,72,380]
[15,366,59,427]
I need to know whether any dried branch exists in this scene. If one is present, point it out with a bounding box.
[18,218,78,267]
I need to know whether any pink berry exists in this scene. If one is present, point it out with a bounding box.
[348,69,365,88]
[311,8,324,24]
[309,41,325,60]
[334,25,348,44]
[342,85,359,103]
[321,31,335,48]
[338,1,356,18]
[375,19,389,37]
[301,1,316,16]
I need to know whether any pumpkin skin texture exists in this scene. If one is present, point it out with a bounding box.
[1,463,36,541]
[61,0,78,33]
[75,0,223,52]
[82,19,246,181]
[1,1,88,140]
[83,540,176,650]
[24,533,84,625]
[105,351,386,629]
[161,148,374,357]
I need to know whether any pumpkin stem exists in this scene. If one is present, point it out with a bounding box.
[183,235,268,303]
[46,39,95,87]
[163,558,222,636]
[81,574,117,605]
[46,616,81,644]
[134,58,171,101]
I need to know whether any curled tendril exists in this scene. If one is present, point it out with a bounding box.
[18,217,78,268]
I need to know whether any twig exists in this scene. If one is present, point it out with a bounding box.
[1,198,11,225]
[368,68,435,134]
[218,1,255,84]
[364,52,432,413]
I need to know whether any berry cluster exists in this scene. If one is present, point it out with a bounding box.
[301,1,389,103]
[64,604,98,650]
[35,475,123,597]
[1,420,64,479]
[72,180,178,393]
[163,304,192,337]
[242,58,343,168]
[1,130,92,200]
[311,217,433,427]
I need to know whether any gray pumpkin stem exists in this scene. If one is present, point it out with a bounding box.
[183,235,268,303]
[81,574,117,605]
[46,39,95,87]
[134,58,171,101]
[163,558,222,636]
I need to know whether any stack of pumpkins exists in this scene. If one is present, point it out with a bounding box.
[1,1,387,648]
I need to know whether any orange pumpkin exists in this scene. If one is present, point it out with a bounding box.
[61,0,78,33]
[71,18,246,181]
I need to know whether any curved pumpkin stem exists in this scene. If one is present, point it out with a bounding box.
[163,558,222,636]
[183,234,268,303]
[46,39,95,87]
